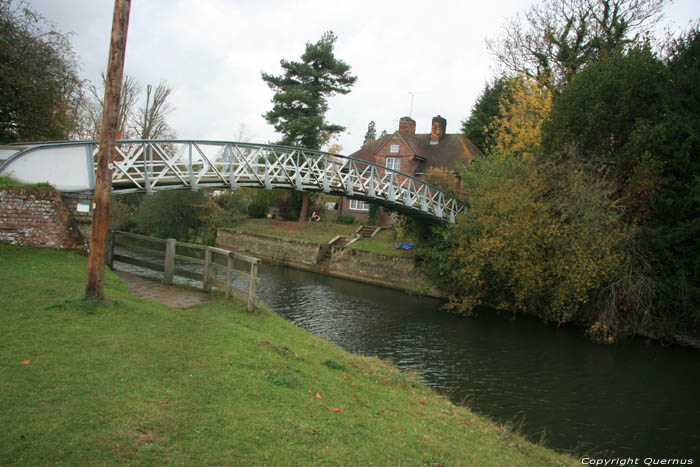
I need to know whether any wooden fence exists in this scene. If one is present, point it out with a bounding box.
[107,230,261,311]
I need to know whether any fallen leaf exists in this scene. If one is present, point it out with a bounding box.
[316,392,322,400]
[20,360,30,365]
[343,374,349,380]
[418,399,426,405]
[459,420,471,425]
[327,407,342,413]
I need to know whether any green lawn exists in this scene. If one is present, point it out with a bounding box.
[348,229,416,257]
[0,244,573,466]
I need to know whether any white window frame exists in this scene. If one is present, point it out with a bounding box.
[386,157,401,171]
[390,144,400,153]
[349,199,370,211]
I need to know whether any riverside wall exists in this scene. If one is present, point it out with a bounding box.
[216,229,444,298]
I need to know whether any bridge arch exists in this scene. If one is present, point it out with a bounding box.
[0,140,467,223]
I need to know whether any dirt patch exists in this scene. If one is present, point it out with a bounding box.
[115,270,212,308]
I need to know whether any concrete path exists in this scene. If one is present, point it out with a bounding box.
[114,270,212,308]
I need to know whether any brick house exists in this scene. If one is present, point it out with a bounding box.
[339,115,482,223]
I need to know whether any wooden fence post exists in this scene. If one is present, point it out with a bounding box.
[203,248,212,290]
[247,261,258,312]
[164,238,176,284]
[225,253,233,299]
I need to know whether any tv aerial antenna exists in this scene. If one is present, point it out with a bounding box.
[408,91,422,118]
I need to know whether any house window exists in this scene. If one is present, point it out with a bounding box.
[386,157,401,171]
[390,144,399,153]
[349,199,369,211]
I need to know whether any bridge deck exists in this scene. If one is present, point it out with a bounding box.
[0,140,467,223]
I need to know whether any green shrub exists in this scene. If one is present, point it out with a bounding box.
[368,204,379,225]
[135,190,207,240]
[338,214,355,225]
[247,199,268,218]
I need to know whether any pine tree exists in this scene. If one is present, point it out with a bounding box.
[363,120,377,146]
[262,31,357,150]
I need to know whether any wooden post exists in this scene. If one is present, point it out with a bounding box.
[247,262,258,312]
[85,0,132,302]
[225,254,233,299]
[203,248,212,290]
[106,231,115,269]
[164,238,176,285]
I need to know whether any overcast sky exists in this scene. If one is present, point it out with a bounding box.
[28,0,700,154]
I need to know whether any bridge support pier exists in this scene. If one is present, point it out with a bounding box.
[298,192,309,222]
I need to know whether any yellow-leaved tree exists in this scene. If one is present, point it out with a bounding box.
[420,74,632,337]
[488,75,552,160]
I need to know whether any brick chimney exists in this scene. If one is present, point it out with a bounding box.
[430,115,447,144]
[398,116,416,135]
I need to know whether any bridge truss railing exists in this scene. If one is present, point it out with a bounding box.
[0,140,467,223]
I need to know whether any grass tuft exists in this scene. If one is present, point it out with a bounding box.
[322,359,347,371]
[0,175,54,191]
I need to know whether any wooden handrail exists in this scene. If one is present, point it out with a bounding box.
[108,230,260,311]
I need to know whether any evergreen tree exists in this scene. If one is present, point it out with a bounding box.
[363,120,377,146]
[262,31,357,150]
[462,77,510,154]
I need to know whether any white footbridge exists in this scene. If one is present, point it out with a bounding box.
[0,140,466,223]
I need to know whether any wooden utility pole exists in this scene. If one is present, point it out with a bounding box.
[85,0,132,301]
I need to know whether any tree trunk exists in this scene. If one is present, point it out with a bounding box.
[298,192,309,222]
[85,0,131,302]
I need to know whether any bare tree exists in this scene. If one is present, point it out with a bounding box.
[233,122,252,142]
[133,81,175,139]
[487,0,668,86]
[81,73,140,139]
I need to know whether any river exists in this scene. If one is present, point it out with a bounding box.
[115,251,700,459]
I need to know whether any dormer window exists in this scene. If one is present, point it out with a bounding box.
[390,144,399,153]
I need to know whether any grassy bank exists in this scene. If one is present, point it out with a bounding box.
[347,228,415,257]
[0,244,573,465]
[231,218,414,257]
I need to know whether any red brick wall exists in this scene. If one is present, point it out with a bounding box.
[376,134,421,177]
[0,188,83,249]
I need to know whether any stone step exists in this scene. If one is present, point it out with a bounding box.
[358,226,378,238]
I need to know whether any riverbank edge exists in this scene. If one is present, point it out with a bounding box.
[0,244,575,465]
[216,228,447,299]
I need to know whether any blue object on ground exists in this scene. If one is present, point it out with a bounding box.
[402,243,414,250]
